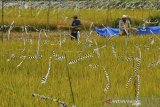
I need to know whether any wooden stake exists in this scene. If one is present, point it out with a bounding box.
[1,0,4,42]
[65,54,75,105]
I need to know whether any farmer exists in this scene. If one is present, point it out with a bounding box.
[71,15,82,40]
[119,15,131,36]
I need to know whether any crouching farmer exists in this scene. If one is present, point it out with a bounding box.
[119,15,131,36]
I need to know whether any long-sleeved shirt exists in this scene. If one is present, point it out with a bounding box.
[119,19,131,35]
[71,19,82,30]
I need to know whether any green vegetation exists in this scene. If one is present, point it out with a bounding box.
[0,6,160,107]
[0,8,160,30]
[0,33,160,107]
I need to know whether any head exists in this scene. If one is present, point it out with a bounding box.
[122,15,127,22]
[73,15,78,20]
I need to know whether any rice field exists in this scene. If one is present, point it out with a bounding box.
[0,1,160,106]
[0,31,160,107]
[0,8,160,29]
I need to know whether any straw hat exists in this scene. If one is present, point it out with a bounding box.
[122,15,127,18]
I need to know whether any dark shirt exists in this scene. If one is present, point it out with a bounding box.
[71,20,81,30]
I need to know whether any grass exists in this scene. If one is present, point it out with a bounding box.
[0,8,160,30]
[0,32,160,107]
